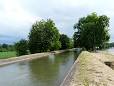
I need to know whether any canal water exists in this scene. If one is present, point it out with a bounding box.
[105,48,114,55]
[0,51,79,86]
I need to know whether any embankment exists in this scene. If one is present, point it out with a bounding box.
[61,51,114,86]
[0,49,75,66]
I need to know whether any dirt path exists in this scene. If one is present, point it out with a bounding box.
[61,51,114,86]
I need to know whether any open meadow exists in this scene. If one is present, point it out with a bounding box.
[0,51,16,59]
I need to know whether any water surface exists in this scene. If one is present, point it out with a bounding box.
[105,48,114,55]
[0,51,79,86]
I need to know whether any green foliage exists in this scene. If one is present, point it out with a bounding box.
[50,40,61,51]
[8,45,15,51]
[29,19,61,53]
[69,38,74,48]
[109,42,114,47]
[2,44,8,49]
[73,12,110,50]
[15,39,28,56]
[103,42,114,49]
[60,34,70,49]
[0,44,15,52]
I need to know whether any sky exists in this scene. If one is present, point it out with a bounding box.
[0,0,114,44]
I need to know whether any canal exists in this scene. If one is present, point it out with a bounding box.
[0,51,79,86]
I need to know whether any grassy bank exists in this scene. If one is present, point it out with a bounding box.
[0,51,16,59]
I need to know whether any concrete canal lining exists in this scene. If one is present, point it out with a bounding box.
[60,51,114,86]
[0,49,76,66]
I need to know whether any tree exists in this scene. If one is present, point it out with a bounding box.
[8,45,15,51]
[0,44,2,52]
[15,39,28,56]
[0,44,9,52]
[73,13,110,50]
[60,34,70,49]
[2,44,8,49]
[29,19,61,53]
[69,38,74,48]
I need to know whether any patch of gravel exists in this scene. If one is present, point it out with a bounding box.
[92,51,114,62]
[61,51,114,86]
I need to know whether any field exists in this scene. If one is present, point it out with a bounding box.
[0,51,17,59]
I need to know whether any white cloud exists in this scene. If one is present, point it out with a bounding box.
[0,0,41,43]
[0,0,41,26]
[1,0,114,43]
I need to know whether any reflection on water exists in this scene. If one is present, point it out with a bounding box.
[0,51,79,86]
[48,54,55,63]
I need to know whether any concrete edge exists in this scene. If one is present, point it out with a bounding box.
[60,54,80,86]
[60,51,114,86]
[0,48,75,67]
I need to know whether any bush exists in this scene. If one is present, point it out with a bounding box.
[15,39,28,56]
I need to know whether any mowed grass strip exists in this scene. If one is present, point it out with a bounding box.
[0,51,17,59]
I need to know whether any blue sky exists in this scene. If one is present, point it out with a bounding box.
[0,0,114,44]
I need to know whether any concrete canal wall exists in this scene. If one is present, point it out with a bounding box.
[0,49,76,66]
[61,51,114,86]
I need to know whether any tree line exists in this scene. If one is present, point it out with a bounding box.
[12,13,111,56]
[102,42,114,49]
[15,19,73,56]
[0,44,15,52]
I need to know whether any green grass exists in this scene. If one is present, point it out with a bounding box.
[0,51,17,59]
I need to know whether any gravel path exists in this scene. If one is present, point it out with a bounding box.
[61,51,114,86]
